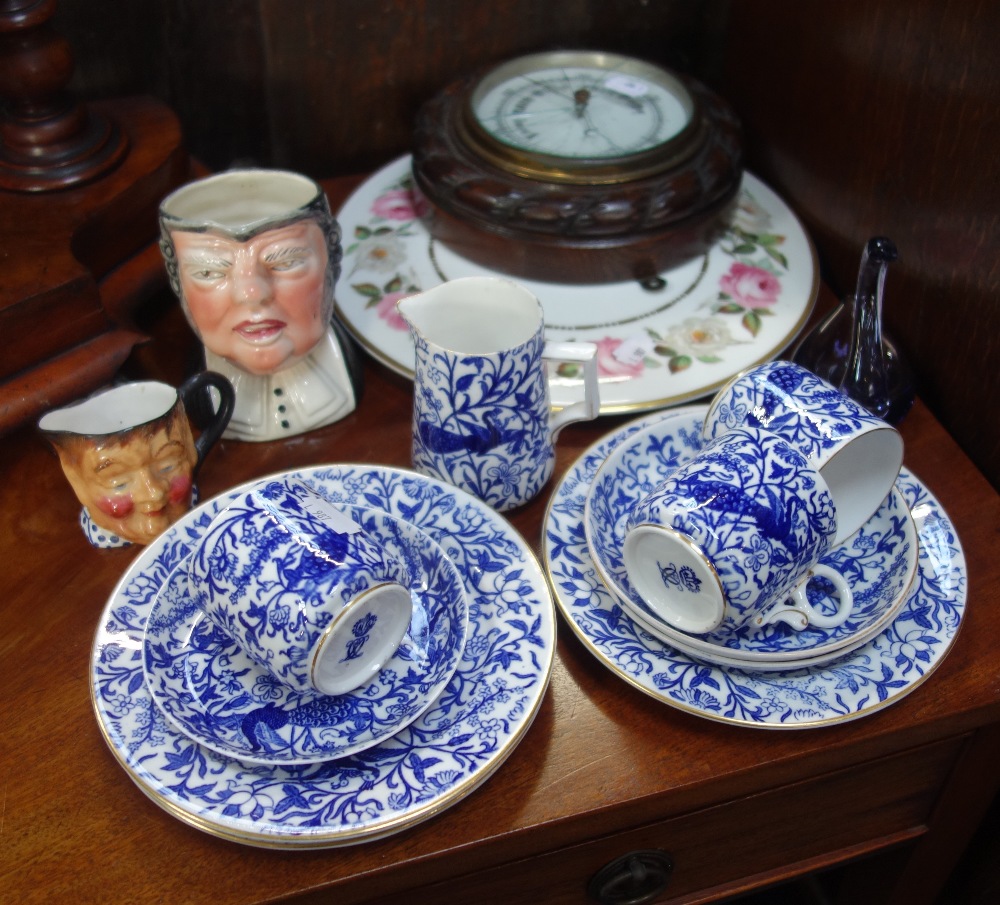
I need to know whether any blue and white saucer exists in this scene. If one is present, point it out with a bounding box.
[545,406,966,728]
[585,414,919,668]
[92,465,555,847]
[143,508,469,766]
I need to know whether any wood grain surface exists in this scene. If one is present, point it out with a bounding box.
[1,177,998,905]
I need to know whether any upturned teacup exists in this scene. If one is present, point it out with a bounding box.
[188,478,413,696]
[623,426,853,636]
[702,360,903,544]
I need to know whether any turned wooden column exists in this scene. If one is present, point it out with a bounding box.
[0,0,190,434]
[0,0,128,190]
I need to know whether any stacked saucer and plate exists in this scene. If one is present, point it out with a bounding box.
[545,361,968,729]
[91,466,556,847]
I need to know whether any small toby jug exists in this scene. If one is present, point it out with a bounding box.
[398,276,600,510]
[39,372,234,547]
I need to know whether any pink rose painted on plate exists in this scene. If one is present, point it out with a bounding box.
[719,262,781,308]
[372,188,427,222]
[594,336,646,379]
[377,291,411,332]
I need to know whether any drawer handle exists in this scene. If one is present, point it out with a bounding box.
[588,849,674,905]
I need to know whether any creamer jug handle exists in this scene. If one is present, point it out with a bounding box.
[544,341,600,438]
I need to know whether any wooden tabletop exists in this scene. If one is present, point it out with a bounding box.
[1,178,998,905]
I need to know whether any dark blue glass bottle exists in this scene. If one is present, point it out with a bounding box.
[793,237,914,423]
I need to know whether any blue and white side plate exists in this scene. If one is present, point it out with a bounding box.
[586,414,919,666]
[545,407,966,729]
[92,465,555,847]
[143,508,469,766]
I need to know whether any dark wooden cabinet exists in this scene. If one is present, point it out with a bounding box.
[44,0,1000,488]
[356,738,964,905]
[2,4,999,903]
[718,0,1000,493]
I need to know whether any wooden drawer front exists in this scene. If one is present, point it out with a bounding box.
[358,738,962,905]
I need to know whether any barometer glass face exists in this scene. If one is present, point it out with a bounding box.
[470,52,695,162]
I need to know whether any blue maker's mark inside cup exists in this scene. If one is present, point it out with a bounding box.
[624,525,726,635]
[312,582,413,697]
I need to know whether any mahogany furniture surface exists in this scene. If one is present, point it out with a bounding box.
[1,176,998,905]
[0,94,190,435]
[0,0,190,437]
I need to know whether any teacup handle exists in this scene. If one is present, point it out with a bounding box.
[178,371,235,469]
[543,340,600,438]
[752,564,854,632]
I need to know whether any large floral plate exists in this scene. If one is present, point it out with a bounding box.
[544,409,966,728]
[143,508,469,766]
[334,155,818,415]
[586,415,919,665]
[92,465,555,847]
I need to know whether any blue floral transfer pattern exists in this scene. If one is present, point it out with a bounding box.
[142,507,468,765]
[410,326,555,511]
[705,361,888,459]
[188,479,411,695]
[92,465,555,846]
[586,415,918,662]
[545,406,966,729]
[623,426,838,635]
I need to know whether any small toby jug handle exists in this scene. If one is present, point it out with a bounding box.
[178,371,235,469]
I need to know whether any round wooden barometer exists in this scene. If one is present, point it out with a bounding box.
[412,50,745,284]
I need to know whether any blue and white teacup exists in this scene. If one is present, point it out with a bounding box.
[622,426,853,636]
[703,360,903,545]
[188,478,412,696]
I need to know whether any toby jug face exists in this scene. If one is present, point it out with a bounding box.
[39,372,234,547]
[158,169,359,442]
